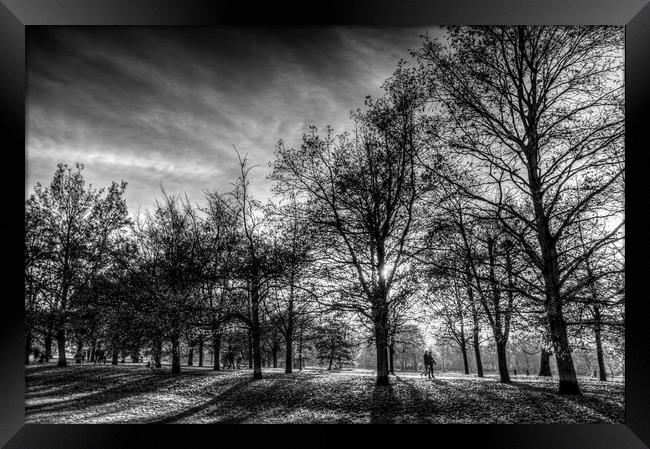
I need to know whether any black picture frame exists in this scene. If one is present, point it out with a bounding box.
[2,1,649,447]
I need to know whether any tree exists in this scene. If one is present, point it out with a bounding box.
[430,278,472,375]
[200,190,241,371]
[392,324,426,372]
[313,312,357,370]
[264,195,316,373]
[25,196,50,363]
[26,163,130,366]
[135,191,203,374]
[231,150,282,379]
[415,26,624,394]
[272,67,429,385]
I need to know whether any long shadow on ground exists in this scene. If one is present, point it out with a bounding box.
[25,366,624,424]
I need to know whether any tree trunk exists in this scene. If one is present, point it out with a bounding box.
[44,332,53,361]
[528,162,581,395]
[328,341,335,370]
[549,310,580,394]
[198,335,204,367]
[272,345,278,368]
[247,329,253,369]
[388,343,395,374]
[468,283,484,377]
[251,280,263,379]
[374,322,390,386]
[539,348,552,376]
[154,338,162,368]
[213,332,221,371]
[171,335,181,374]
[188,345,194,366]
[75,339,83,364]
[460,340,470,375]
[90,338,97,363]
[56,327,67,367]
[298,327,303,371]
[25,330,33,365]
[472,330,483,377]
[285,333,293,374]
[593,308,608,381]
[496,339,510,383]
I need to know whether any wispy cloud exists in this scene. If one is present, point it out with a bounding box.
[27,26,440,215]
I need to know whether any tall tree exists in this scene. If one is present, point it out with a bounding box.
[231,150,280,380]
[136,191,203,374]
[200,190,241,371]
[264,195,316,374]
[272,68,428,386]
[26,163,130,366]
[415,26,624,394]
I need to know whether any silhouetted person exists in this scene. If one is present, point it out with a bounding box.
[421,351,430,377]
[513,367,517,376]
[526,368,530,376]
[427,351,437,378]
[227,351,235,369]
[593,370,597,379]
[236,354,242,370]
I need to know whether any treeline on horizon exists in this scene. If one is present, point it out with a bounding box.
[25,26,624,395]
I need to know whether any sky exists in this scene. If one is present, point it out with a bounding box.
[27,26,441,216]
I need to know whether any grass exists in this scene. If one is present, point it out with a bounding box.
[25,362,624,424]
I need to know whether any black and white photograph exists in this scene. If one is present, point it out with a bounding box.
[24,25,625,424]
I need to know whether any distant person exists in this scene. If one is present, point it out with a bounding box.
[236,354,242,370]
[593,370,597,379]
[427,351,437,379]
[513,367,517,376]
[227,351,235,369]
[95,348,104,364]
[526,368,530,376]
[421,351,430,377]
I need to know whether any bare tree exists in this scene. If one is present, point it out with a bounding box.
[231,150,282,379]
[272,69,429,385]
[415,26,624,394]
[135,190,203,374]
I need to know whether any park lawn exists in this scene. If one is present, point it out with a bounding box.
[25,363,624,424]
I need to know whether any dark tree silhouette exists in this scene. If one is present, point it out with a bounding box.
[415,26,623,394]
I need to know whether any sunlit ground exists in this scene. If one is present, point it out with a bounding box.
[25,363,624,424]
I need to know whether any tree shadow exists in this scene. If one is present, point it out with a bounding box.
[510,380,624,422]
[25,365,246,421]
[146,378,259,423]
[369,383,398,424]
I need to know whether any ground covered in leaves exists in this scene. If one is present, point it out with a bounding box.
[25,363,624,424]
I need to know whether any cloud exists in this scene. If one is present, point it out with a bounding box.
[27,26,441,215]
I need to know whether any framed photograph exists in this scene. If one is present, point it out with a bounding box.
[2,0,649,447]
